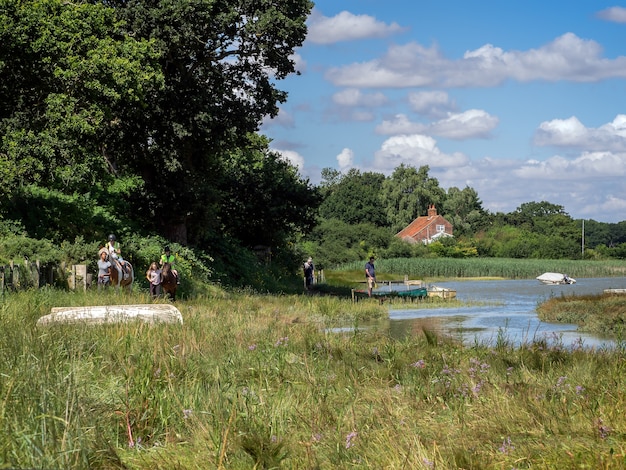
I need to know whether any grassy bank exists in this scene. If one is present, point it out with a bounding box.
[336,257,626,280]
[2,288,626,468]
[537,292,626,335]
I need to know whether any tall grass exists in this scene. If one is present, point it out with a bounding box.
[338,257,626,280]
[1,288,626,468]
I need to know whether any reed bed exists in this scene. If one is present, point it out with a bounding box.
[1,288,626,468]
[339,257,626,280]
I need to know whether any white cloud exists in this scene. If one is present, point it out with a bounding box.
[332,88,388,107]
[326,33,626,88]
[291,53,306,74]
[376,110,498,139]
[534,115,626,151]
[307,10,405,45]
[597,6,626,23]
[372,134,469,172]
[336,148,354,170]
[261,108,295,129]
[273,149,304,171]
[515,152,626,179]
[408,91,456,118]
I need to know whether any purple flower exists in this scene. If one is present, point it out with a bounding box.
[345,431,358,449]
[411,359,426,368]
[275,336,289,347]
[248,344,257,351]
[499,436,514,454]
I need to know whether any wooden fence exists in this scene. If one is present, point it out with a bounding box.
[0,261,92,294]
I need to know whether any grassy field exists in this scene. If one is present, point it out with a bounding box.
[2,287,626,469]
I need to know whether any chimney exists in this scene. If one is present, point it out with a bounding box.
[428,204,437,217]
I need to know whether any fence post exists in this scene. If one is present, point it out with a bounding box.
[70,265,88,291]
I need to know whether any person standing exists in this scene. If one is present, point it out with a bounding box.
[303,257,315,289]
[146,262,162,298]
[365,256,376,297]
[97,249,111,290]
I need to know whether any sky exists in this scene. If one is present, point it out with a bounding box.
[260,1,626,223]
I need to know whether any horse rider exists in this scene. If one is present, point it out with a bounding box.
[160,246,180,284]
[105,234,128,285]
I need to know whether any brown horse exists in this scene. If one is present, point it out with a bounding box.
[161,262,177,301]
[99,248,133,290]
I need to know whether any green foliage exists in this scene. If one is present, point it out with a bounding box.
[380,164,446,233]
[318,168,388,226]
[308,219,393,269]
[218,134,321,249]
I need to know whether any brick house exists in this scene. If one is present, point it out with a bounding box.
[396,205,453,244]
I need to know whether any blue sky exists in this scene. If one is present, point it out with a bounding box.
[261,1,626,223]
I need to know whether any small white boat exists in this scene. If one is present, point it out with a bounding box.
[536,272,576,285]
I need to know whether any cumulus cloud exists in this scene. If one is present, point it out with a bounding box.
[273,149,304,171]
[307,10,406,45]
[597,6,626,23]
[376,110,499,139]
[332,88,388,107]
[336,148,354,170]
[515,151,626,180]
[534,115,626,151]
[408,91,456,118]
[372,134,468,172]
[326,33,626,88]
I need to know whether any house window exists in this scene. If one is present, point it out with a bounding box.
[436,224,445,233]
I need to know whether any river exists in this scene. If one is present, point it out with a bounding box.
[376,277,626,349]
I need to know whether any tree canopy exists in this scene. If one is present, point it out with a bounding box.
[0,0,316,253]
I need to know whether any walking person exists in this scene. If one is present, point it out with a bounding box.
[365,256,376,297]
[146,262,162,299]
[303,257,315,290]
[97,249,111,290]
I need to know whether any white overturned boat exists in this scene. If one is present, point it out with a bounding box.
[37,304,183,326]
[536,272,576,285]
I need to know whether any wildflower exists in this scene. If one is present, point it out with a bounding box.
[499,436,514,454]
[275,336,289,347]
[597,418,611,439]
[345,431,357,449]
[154,367,161,378]
[183,409,193,419]
[411,359,426,368]
[575,385,585,395]
[422,457,434,468]
[311,433,322,443]
[248,344,257,351]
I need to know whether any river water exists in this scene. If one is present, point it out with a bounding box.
[376,277,626,349]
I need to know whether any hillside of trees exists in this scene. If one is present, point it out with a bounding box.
[1,0,625,291]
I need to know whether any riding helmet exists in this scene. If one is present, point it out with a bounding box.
[108,234,116,241]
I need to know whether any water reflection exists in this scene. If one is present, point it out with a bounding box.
[379,278,625,349]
